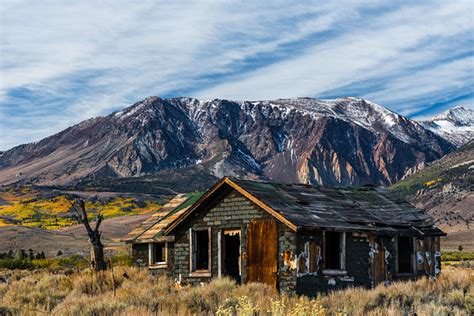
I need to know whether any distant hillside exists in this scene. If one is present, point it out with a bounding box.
[390,140,473,235]
[0,187,162,229]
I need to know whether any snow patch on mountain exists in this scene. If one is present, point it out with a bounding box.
[418,106,474,146]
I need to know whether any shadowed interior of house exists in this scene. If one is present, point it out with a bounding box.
[223,230,241,282]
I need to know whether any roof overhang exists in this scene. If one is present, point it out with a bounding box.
[125,235,175,244]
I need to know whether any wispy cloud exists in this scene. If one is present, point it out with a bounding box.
[0,0,473,150]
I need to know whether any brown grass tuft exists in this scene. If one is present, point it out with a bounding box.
[0,266,472,315]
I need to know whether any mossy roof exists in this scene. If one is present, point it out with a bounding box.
[229,177,444,236]
[166,177,445,237]
[123,192,202,243]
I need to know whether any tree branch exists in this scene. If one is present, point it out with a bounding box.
[67,198,83,221]
[66,196,92,234]
[95,213,103,233]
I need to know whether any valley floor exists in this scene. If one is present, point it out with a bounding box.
[0,214,147,257]
[0,265,472,315]
[442,229,474,252]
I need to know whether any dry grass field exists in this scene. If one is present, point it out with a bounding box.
[442,230,474,252]
[0,265,472,315]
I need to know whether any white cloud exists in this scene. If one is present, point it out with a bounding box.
[0,0,473,150]
[196,1,473,101]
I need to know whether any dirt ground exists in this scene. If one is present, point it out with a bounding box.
[0,213,150,257]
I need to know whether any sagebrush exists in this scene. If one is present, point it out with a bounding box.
[0,266,472,315]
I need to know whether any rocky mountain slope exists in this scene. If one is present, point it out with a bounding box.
[390,140,473,235]
[0,97,455,188]
[418,106,474,146]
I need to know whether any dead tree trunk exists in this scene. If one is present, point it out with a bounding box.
[70,199,107,271]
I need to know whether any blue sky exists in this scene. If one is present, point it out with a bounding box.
[0,0,473,150]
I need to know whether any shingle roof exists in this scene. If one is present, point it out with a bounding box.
[229,178,444,236]
[165,177,445,237]
[123,192,202,243]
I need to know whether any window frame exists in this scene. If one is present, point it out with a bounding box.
[395,236,416,276]
[322,231,346,275]
[148,242,168,268]
[189,227,212,277]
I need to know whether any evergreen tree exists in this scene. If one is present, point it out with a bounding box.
[7,249,14,259]
[16,249,27,260]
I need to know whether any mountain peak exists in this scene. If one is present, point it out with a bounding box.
[418,106,474,147]
[432,106,474,126]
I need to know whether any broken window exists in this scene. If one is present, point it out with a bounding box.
[153,243,166,264]
[297,240,321,275]
[307,241,320,273]
[148,242,167,266]
[324,231,345,270]
[191,229,210,271]
[397,236,413,274]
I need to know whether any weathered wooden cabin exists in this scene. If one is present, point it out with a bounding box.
[126,177,445,296]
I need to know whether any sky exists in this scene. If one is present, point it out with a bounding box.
[0,0,473,151]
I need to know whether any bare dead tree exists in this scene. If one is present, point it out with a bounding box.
[69,198,107,271]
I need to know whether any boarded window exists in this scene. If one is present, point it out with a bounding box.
[397,236,413,273]
[308,241,320,273]
[192,229,210,271]
[153,243,166,264]
[324,232,345,270]
[133,243,148,267]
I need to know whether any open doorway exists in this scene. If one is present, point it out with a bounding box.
[222,229,241,282]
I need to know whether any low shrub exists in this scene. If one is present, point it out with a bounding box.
[0,254,129,270]
[0,266,471,315]
[442,251,474,262]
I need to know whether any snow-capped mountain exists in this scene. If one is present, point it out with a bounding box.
[418,106,474,146]
[0,97,455,188]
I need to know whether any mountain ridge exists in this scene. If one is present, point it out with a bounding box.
[0,96,456,188]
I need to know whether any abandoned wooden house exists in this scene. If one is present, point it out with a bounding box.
[124,177,445,295]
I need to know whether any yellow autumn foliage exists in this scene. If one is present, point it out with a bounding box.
[0,188,161,230]
[424,178,443,187]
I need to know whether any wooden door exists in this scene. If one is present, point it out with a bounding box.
[246,220,278,288]
[372,246,387,285]
[370,236,387,286]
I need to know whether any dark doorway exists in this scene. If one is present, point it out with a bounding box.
[397,236,413,273]
[223,230,241,282]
